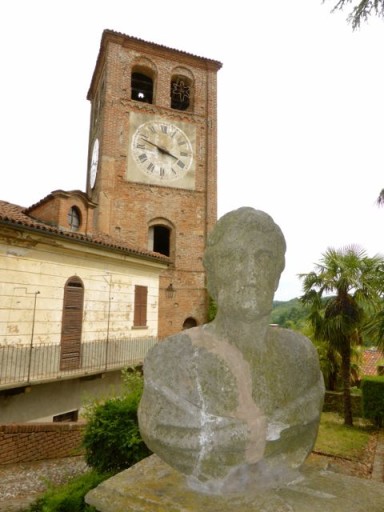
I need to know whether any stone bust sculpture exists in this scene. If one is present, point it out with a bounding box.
[138,207,324,494]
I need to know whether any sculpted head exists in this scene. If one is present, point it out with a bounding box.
[204,207,286,320]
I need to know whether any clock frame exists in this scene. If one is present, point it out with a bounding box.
[89,138,99,189]
[127,113,196,190]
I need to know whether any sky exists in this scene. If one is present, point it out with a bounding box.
[1,0,384,301]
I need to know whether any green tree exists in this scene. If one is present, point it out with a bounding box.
[299,245,384,426]
[377,189,384,207]
[326,0,384,29]
[83,368,151,473]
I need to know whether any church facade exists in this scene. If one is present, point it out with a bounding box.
[0,31,221,422]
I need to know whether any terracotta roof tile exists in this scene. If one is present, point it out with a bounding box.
[362,348,384,376]
[102,29,222,67]
[0,200,169,264]
[24,190,91,213]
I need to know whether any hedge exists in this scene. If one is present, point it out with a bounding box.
[361,376,384,428]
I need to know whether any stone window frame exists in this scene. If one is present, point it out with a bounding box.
[67,206,81,231]
[131,60,157,105]
[170,67,195,111]
[148,218,175,261]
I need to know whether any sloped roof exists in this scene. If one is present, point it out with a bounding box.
[24,189,93,213]
[0,200,169,264]
[101,29,223,65]
[362,348,384,376]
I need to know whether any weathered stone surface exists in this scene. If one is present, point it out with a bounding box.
[85,454,384,512]
[138,328,267,487]
[138,208,325,492]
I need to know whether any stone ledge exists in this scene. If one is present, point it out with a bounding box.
[86,454,384,512]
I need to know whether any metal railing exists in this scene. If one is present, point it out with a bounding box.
[0,337,158,390]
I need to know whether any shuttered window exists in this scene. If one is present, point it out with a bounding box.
[60,276,84,370]
[134,285,147,327]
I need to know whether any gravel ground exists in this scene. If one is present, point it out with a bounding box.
[0,456,89,512]
[0,435,382,512]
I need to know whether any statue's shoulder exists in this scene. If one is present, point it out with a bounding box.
[265,325,321,386]
[144,325,215,371]
[144,324,244,387]
[267,325,317,357]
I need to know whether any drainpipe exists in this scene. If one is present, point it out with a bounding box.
[105,275,113,370]
[27,291,40,383]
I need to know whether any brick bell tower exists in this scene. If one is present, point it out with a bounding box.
[86,30,222,337]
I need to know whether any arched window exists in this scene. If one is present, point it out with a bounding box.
[171,74,193,111]
[60,276,84,370]
[67,206,81,231]
[131,72,153,104]
[149,225,170,256]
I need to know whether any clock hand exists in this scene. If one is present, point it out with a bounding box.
[142,138,178,159]
[158,147,178,159]
[142,138,160,150]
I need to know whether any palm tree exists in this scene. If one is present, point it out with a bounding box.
[299,246,384,426]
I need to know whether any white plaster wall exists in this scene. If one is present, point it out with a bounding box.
[0,234,165,347]
[0,371,125,423]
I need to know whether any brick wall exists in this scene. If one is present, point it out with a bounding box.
[27,191,95,235]
[0,423,86,465]
[87,33,221,338]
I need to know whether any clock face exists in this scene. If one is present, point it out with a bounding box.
[90,138,99,189]
[131,121,193,182]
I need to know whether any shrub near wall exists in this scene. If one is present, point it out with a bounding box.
[323,391,362,417]
[361,376,384,428]
[0,423,85,465]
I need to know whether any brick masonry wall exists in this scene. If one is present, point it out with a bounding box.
[0,423,85,465]
[87,34,221,338]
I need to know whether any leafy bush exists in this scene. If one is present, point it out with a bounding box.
[27,470,107,512]
[82,367,151,473]
[361,376,384,427]
[207,296,217,322]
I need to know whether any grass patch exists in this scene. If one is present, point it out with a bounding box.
[26,470,111,512]
[314,412,376,460]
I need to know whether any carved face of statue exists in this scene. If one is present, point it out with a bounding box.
[204,208,286,321]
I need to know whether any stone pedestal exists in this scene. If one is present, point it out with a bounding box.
[86,454,384,512]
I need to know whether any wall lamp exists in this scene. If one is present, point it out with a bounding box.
[165,283,176,298]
